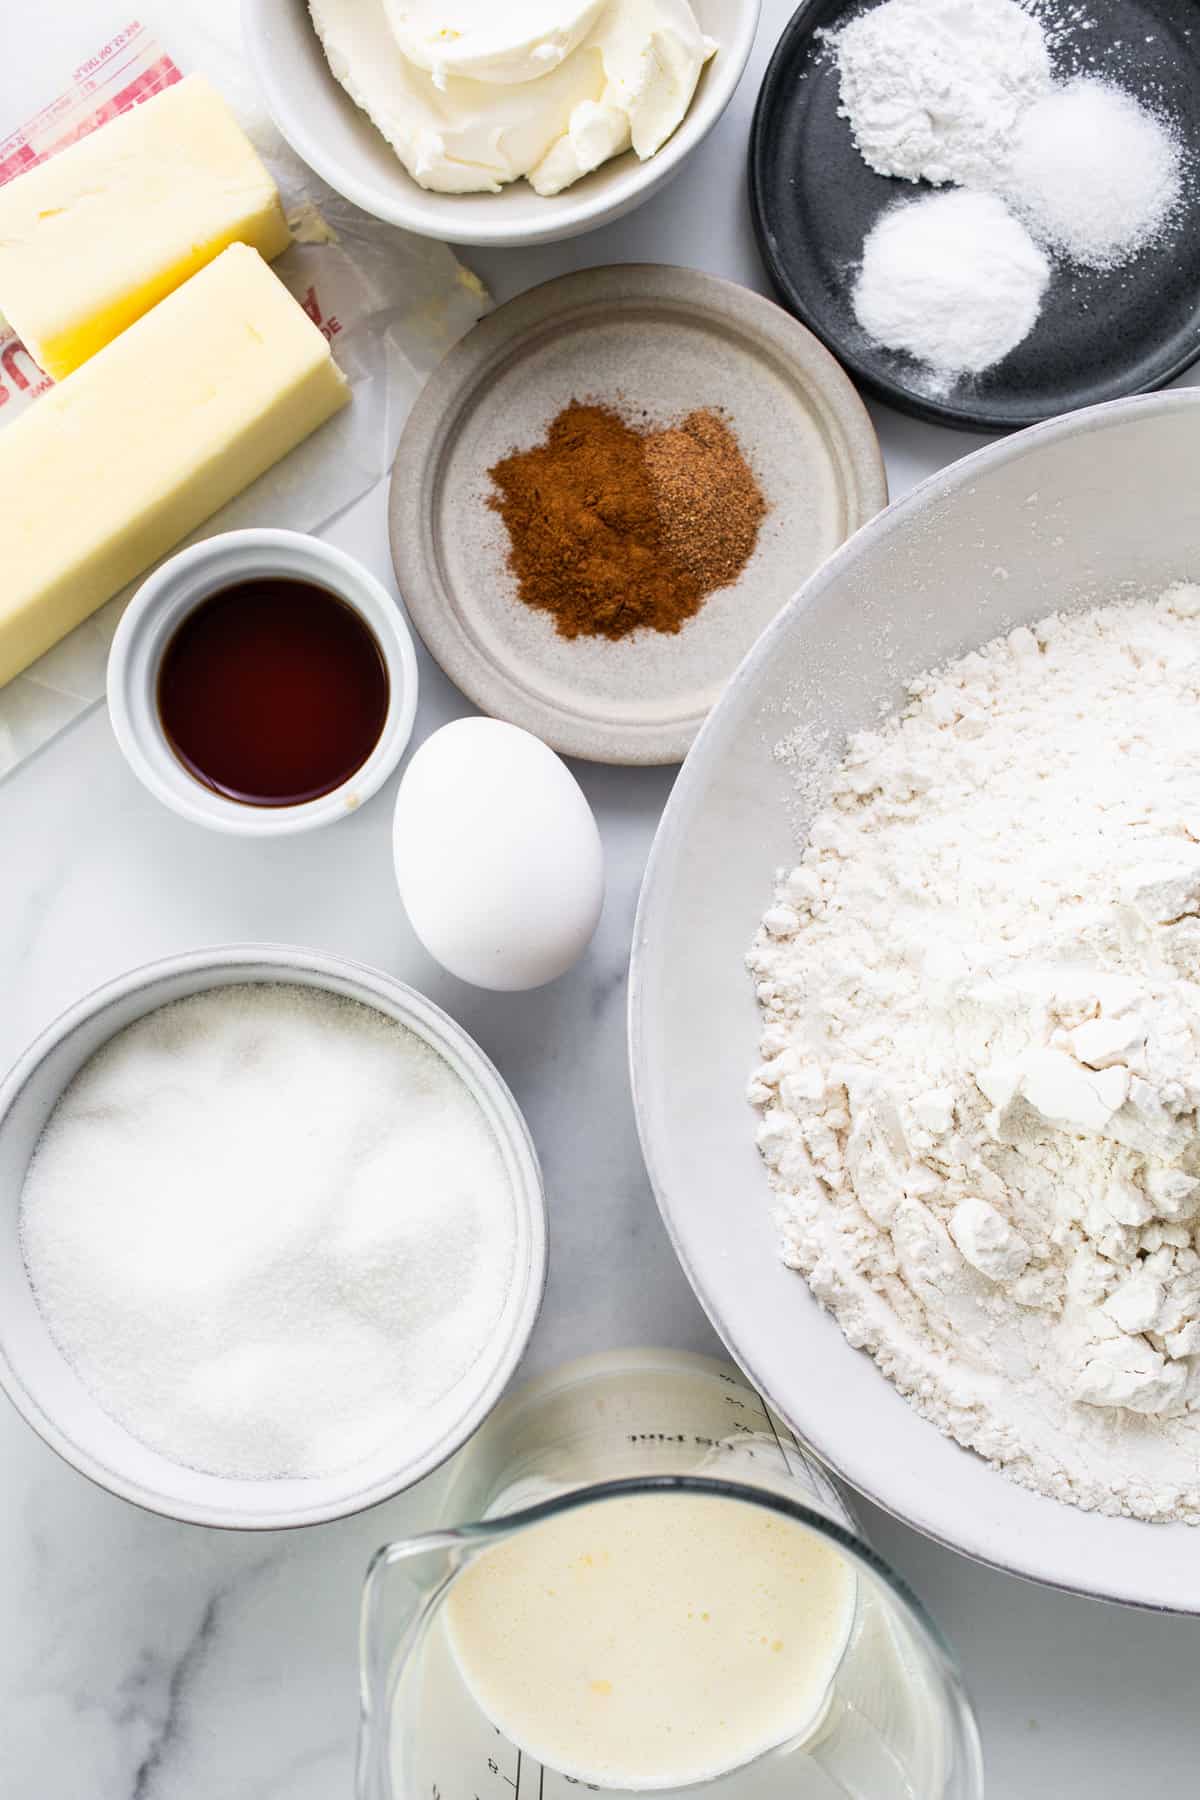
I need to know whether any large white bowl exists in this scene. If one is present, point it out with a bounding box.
[630,389,1200,1612]
[243,0,760,247]
[0,946,546,1529]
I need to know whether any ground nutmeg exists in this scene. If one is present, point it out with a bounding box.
[487,400,766,641]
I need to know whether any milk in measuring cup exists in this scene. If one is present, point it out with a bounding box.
[443,1489,856,1791]
[363,1353,983,1800]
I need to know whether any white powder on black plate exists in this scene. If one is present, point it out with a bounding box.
[832,0,1185,381]
[853,189,1051,386]
[1000,77,1182,270]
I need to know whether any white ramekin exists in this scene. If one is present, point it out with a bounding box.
[0,945,547,1530]
[106,530,419,836]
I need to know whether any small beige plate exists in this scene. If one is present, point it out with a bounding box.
[390,266,887,765]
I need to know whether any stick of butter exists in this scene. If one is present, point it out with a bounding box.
[0,74,291,380]
[0,243,348,689]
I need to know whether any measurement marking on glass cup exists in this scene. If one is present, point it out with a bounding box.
[625,1432,736,1450]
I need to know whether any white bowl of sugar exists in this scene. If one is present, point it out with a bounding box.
[0,946,546,1528]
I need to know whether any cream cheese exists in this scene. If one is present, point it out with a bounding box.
[309,0,717,196]
[384,1,607,88]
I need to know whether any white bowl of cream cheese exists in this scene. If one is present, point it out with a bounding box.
[244,0,760,245]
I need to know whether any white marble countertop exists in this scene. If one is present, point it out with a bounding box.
[3,5,1200,1795]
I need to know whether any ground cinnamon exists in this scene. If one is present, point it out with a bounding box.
[487,401,765,641]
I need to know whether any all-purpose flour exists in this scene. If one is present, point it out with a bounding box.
[748,585,1200,1522]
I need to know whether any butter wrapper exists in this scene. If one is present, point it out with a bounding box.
[0,6,490,781]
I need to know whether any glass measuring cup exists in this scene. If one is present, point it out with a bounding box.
[358,1349,983,1800]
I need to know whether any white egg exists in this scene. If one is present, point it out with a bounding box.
[393,718,604,992]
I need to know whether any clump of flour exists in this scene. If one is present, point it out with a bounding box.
[747,583,1200,1523]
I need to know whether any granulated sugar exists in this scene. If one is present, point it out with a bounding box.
[20,984,516,1479]
[1001,77,1182,269]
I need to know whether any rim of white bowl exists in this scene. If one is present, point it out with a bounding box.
[242,0,762,247]
[629,387,1200,1612]
[0,944,548,1529]
[107,530,419,837]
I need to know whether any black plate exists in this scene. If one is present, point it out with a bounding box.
[749,0,1200,431]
